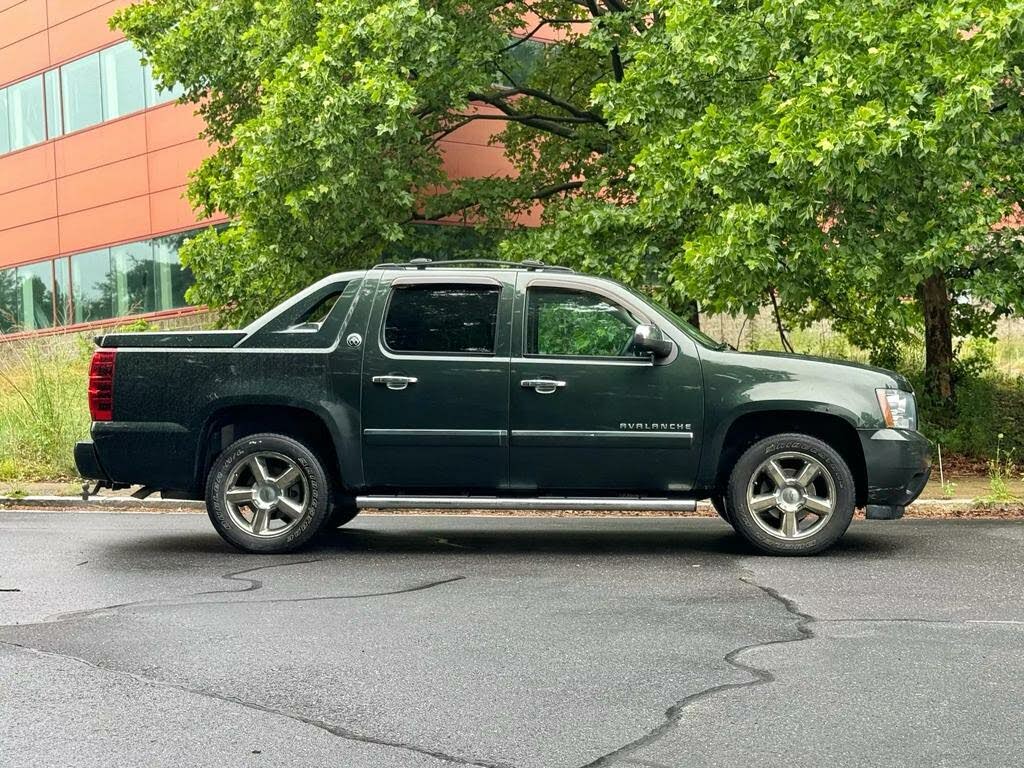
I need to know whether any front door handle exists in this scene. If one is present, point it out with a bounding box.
[521,378,566,395]
[372,375,418,391]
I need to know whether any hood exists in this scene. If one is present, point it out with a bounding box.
[729,350,913,392]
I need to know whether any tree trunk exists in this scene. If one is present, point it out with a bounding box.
[921,271,954,403]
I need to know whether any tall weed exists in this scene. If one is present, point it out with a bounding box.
[0,337,92,480]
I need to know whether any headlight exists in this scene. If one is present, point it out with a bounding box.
[876,388,917,430]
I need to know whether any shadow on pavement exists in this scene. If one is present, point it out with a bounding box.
[101,517,909,561]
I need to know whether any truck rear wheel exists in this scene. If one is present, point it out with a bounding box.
[205,433,332,553]
[726,433,855,556]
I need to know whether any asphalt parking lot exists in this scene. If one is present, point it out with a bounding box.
[1,511,1022,768]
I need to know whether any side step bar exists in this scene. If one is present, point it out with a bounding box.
[354,496,697,512]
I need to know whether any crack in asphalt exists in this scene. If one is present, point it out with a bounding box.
[576,575,815,768]
[1,640,513,768]
[16,562,464,629]
[194,558,323,594]
[40,558,324,623]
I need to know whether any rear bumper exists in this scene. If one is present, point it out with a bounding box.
[80,422,198,492]
[74,440,109,482]
[859,428,932,517]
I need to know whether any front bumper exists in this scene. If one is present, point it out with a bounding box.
[859,428,932,518]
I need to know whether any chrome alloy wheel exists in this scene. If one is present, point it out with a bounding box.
[223,451,310,538]
[745,451,836,540]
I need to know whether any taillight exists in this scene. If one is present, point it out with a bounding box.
[88,350,117,422]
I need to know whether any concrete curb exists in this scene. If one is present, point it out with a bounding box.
[0,495,205,511]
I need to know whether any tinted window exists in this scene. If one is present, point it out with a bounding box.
[384,283,500,354]
[526,287,639,357]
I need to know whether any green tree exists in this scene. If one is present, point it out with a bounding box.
[114,0,1024,403]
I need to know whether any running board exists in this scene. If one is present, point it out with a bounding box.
[354,496,697,512]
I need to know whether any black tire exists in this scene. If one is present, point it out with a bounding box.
[206,433,332,553]
[726,433,855,556]
[710,494,733,525]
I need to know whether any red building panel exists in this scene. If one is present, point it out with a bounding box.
[0,0,47,52]
[56,154,149,215]
[145,103,206,151]
[47,0,132,64]
[0,218,60,267]
[53,113,148,177]
[0,32,49,85]
[0,181,58,230]
[147,139,212,193]
[0,143,55,195]
[58,194,151,253]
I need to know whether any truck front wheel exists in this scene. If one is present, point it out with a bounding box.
[726,433,855,555]
[205,433,332,553]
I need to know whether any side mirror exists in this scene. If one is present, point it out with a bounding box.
[632,323,673,359]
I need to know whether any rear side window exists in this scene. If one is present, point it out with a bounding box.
[383,283,500,354]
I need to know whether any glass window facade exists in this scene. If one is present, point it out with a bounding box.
[0,40,183,158]
[100,42,148,120]
[61,52,104,133]
[0,228,203,336]
[0,89,9,154]
[7,76,45,151]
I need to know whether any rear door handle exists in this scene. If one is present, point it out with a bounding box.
[521,378,566,395]
[372,375,418,391]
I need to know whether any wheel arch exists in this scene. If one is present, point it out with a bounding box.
[709,409,868,507]
[194,401,351,496]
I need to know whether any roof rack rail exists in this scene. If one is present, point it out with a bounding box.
[372,258,574,273]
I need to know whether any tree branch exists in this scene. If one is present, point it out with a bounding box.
[768,287,795,353]
[410,179,584,223]
[489,84,606,124]
[467,91,582,140]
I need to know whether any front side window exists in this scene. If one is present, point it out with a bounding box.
[384,283,500,354]
[526,286,640,358]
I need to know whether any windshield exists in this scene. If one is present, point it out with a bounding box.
[622,286,729,350]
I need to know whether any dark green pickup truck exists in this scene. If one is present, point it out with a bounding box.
[76,259,931,555]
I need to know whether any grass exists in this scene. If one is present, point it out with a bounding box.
[0,336,93,481]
